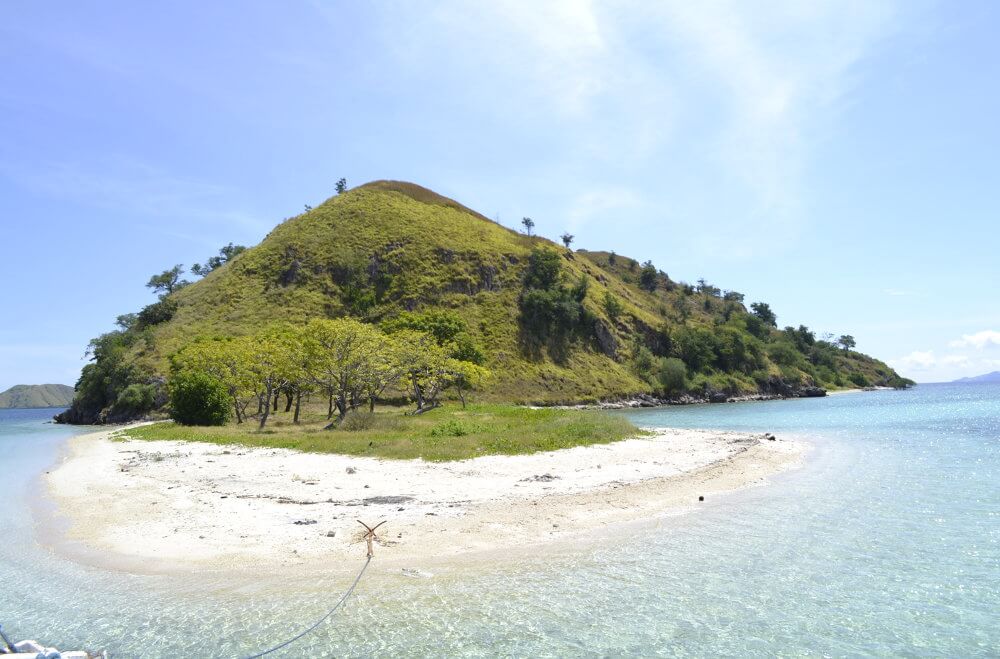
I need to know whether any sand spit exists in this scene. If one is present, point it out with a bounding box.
[43,427,805,574]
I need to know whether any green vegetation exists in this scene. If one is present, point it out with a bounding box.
[0,384,75,409]
[169,371,231,426]
[120,403,643,462]
[57,179,913,426]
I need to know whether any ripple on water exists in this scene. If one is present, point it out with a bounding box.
[2,385,999,657]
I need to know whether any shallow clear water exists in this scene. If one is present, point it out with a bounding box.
[1,384,998,657]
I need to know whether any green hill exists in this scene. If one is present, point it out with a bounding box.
[0,384,75,409]
[56,180,912,424]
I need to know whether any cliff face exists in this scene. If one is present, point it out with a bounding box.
[57,180,912,423]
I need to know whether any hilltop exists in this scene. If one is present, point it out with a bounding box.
[0,384,74,409]
[57,180,911,424]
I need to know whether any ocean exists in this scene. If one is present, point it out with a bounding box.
[1,383,997,657]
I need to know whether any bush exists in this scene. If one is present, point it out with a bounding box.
[848,372,870,387]
[767,341,802,367]
[169,371,231,426]
[429,419,476,437]
[136,298,178,329]
[656,357,687,395]
[631,345,656,378]
[114,383,156,415]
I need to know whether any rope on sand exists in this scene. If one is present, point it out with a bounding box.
[243,520,384,658]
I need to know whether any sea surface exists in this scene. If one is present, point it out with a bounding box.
[1,383,997,657]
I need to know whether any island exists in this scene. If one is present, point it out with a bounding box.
[0,383,74,409]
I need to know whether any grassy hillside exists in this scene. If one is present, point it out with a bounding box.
[0,384,74,409]
[58,180,912,424]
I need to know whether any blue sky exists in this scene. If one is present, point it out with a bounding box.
[1,0,998,390]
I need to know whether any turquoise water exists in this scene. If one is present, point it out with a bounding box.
[1,384,998,657]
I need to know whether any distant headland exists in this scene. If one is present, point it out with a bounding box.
[952,371,1000,384]
[0,384,74,409]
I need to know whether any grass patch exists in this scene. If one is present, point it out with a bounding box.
[120,402,646,461]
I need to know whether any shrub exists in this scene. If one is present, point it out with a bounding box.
[603,291,624,321]
[341,411,377,431]
[767,341,801,367]
[136,298,178,329]
[848,372,870,387]
[169,371,231,426]
[631,345,656,378]
[113,383,156,415]
[673,326,717,373]
[429,419,476,437]
[656,357,687,395]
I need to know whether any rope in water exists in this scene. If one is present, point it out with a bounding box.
[244,556,372,659]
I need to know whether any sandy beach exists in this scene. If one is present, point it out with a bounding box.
[43,427,805,574]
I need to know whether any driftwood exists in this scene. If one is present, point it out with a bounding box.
[357,520,386,558]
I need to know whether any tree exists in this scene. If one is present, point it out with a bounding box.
[521,217,535,236]
[392,330,452,413]
[169,371,231,426]
[523,248,562,289]
[171,337,256,424]
[336,178,347,194]
[603,291,624,321]
[191,243,246,277]
[656,357,687,395]
[560,232,574,249]
[750,302,777,327]
[301,318,381,424]
[446,358,490,409]
[146,265,187,296]
[838,335,856,352]
[245,330,294,429]
[304,204,313,212]
[639,261,658,292]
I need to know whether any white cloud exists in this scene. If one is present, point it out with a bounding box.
[893,350,937,370]
[368,1,899,260]
[949,330,1000,350]
[940,354,970,366]
[647,1,897,215]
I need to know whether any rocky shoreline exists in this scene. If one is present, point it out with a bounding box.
[558,385,828,411]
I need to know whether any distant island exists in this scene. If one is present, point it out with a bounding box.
[0,384,74,409]
[953,371,1000,384]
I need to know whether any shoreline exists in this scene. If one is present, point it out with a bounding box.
[41,426,807,576]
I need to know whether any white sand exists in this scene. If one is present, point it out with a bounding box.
[43,427,805,574]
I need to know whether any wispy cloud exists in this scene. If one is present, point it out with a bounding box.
[0,156,270,236]
[368,1,899,258]
[892,350,937,370]
[565,187,641,231]
[949,329,1000,350]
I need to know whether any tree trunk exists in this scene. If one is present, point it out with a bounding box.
[368,396,375,413]
[272,390,280,412]
[411,402,441,415]
[233,397,243,424]
[457,382,467,409]
[327,393,334,419]
[411,375,424,411]
[336,395,348,421]
[284,390,294,413]
[293,392,302,424]
[259,385,273,429]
